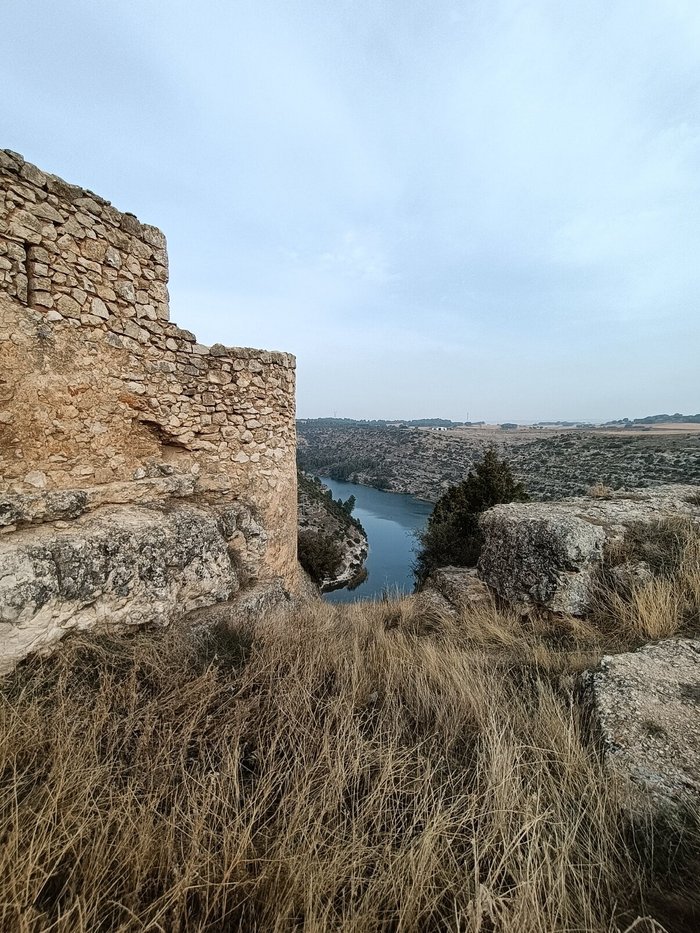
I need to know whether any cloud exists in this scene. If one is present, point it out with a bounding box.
[2,0,699,420]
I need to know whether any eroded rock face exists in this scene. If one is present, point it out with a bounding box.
[479,504,606,614]
[0,499,266,673]
[582,639,700,811]
[419,566,493,615]
[297,473,368,592]
[478,484,700,614]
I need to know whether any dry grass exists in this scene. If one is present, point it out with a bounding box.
[0,588,698,933]
[594,517,700,640]
[586,481,615,498]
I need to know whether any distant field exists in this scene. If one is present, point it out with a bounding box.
[423,423,700,439]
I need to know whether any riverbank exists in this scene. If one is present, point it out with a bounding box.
[297,471,368,592]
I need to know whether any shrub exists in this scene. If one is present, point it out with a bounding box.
[587,481,614,498]
[414,447,528,584]
[298,529,344,585]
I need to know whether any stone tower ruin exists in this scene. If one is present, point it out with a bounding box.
[0,150,298,670]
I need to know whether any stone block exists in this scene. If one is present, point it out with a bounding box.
[478,486,700,615]
[582,639,700,813]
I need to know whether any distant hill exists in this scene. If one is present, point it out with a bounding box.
[298,421,700,501]
[534,421,593,428]
[606,413,700,426]
[297,417,467,428]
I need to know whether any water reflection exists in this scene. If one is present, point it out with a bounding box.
[319,477,433,603]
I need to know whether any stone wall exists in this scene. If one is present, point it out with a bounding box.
[0,150,298,668]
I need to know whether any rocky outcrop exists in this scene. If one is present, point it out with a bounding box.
[0,496,269,674]
[478,484,700,615]
[582,639,700,811]
[322,532,368,593]
[418,566,493,615]
[297,473,368,592]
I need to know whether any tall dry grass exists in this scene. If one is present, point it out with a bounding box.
[1,584,698,933]
[594,516,700,641]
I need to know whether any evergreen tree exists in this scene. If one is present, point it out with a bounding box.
[414,447,528,584]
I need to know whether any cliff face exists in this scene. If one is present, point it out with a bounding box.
[0,151,299,671]
[297,472,368,592]
[297,422,700,501]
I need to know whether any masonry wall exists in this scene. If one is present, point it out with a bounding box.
[0,150,297,583]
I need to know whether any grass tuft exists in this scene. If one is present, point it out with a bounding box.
[595,517,700,640]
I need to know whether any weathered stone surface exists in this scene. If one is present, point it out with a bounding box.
[0,474,201,528]
[421,566,493,612]
[582,639,700,811]
[0,489,90,528]
[478,485,700,614]
[0,151,301,670]
[184,579,302,632]
[0,500,269,673]
[479,504,606,614]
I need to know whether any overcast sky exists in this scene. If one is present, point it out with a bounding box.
[2,0,699,422]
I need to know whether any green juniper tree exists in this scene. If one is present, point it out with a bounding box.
[414,447,528,585]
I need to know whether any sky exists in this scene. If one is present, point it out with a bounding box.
[1,0,699,423]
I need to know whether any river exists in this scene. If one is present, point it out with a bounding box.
[319,477,434,602]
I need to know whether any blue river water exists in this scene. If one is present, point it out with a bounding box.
[320,477,434,603]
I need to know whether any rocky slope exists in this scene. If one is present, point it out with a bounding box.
[297,471,368,592]
[421,482,700,817]
[0,476,271,673]
[298,422,700,501]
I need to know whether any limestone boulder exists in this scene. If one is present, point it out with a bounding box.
[582,639,700,811]
[478,484,700,615]
[420,566,493,613]
[0,500,266,673]
[478,504,606,614]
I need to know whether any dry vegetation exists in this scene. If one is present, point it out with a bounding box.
[1,523,699,932]
[594,517,700,641]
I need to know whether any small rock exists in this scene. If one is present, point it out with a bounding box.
[91,297,109,319]
[24,471,47,489]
